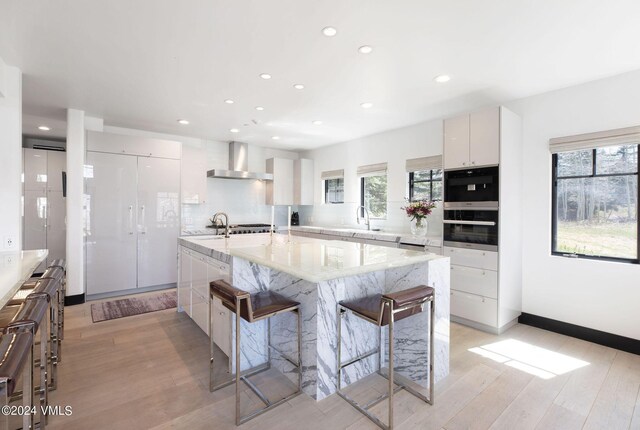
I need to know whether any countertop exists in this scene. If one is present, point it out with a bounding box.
[179,233,444,283]
[288,225,442,247]
[0,249,48,309]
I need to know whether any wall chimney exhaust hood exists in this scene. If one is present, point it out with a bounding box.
[207,141,273,180]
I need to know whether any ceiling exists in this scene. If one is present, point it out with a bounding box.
[2,0,640,150]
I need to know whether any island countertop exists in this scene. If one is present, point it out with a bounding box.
[0,249,48,309]
[179,233,443,283]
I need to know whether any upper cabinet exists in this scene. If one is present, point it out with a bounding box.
[181,145,207,204]
[86,131,181,160]
[444,107,500,170]
[294,158,314,205]
[266,158,294,205]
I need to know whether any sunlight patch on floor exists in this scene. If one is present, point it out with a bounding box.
[468,339,589,379]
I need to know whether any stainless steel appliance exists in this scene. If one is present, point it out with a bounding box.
[443,209,498,251]
[206,223,275,235]
[444,166,499,209]
[207,141,274,180]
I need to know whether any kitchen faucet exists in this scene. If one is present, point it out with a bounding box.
[212,212,230,238]
[355,206,371,231]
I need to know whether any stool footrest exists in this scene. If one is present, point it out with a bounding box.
[339,348,379,370]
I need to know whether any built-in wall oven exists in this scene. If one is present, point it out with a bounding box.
[444,166,499,209]
[443,209,498,251]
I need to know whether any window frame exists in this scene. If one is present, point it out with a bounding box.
[551,145,640,264]
[408,169,442,202]
[323,177,344,204]
[360,174,388,220]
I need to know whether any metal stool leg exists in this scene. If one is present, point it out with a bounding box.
[24,344,34,430]
[386,300,394,429]
[235,305,241,426]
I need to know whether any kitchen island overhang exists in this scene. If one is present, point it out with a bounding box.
[179,234,450,401]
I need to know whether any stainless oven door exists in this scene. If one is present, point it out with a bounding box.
[443,209,498,251]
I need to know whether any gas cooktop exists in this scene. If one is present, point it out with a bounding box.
[206,223,274,235]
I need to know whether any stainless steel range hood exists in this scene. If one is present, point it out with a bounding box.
[207,141,273,180]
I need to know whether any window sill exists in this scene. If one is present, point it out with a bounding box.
[551,252,638,265]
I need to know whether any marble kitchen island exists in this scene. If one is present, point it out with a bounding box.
[178,233,450,401]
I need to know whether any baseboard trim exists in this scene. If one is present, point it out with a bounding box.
[519,313,639,355]
[64,293,86,306]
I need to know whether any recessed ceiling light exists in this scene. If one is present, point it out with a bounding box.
[358,45,373,54]
[177,119,189,125]
[293,84,305,90]
[224,99,234,104]
[360,102,373,109]
[322,26,337,37]
[271,136,280,140]
[38,125,51,131]
[260,73,272,80]
[255,106,264,111]
[434,74,451,83]
[230,128,239,133]
[312,120,323,125]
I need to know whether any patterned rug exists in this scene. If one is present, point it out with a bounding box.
[90,291,177,323]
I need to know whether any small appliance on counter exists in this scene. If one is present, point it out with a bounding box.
[291,211,300,226]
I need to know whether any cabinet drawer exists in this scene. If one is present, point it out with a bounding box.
[425,246,443,255]
[444,246,498,270]
[205,258,230,274]
[451,265,498,299]
[451,290,497,327]
[211,297,231,356]
[191,291,209,336]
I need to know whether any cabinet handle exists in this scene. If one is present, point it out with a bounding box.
[462,162,467,166]
[471,161,476,165]
[219,312,225,316]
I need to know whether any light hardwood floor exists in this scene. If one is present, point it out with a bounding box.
[45,290,640,430]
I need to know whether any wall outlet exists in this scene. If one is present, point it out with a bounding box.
[3,236,16,249]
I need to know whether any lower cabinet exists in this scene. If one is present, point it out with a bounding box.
[177,246,232,356]
[450,290,498,327]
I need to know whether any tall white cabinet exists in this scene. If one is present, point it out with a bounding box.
[23,148,67,272]
[444,106,523,334]
[85,131,181,297]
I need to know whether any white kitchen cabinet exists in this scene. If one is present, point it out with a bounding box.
[443,106,500,170]
[450,290,497,327]
[294,158,314,205]
[85,151,139,295]
[266,158,294,205]
[469,107,500,168]
[178,248,192,315]
[23,148,67,271]
[443,115,470,170]
[136,156,181,289]
[86,130,181,159]
[424,246,443,255]
[444,246,498,271]
[450,265,498,299]
[191,255,209,335]
[207,258,231,356]
[85,138,180,297]
[181,145,207,204]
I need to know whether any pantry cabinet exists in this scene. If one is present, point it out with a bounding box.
[265,157,294,205]
[444,106,500,170]
[294,158,314,205]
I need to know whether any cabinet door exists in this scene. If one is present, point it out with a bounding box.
[86,131,126,154]
[266,158,294,205]
[85,152,138,295]
[443,115,470,170]
[137,157,181,288]
[469,107,500,167]
[46,190,66,266]
[208,260,231,355]
[23,148,48,191]
[181,145,207,204]
[294,158,314,205]
[451,290,497,327]
[23,189,48,273]
[191,255,209,334]
[46,150,66,192]
[178,248,192,315]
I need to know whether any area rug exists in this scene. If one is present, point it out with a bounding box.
[90,291,177,323]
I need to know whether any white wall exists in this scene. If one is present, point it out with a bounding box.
[506,69,640,340]
[0,57,21,251]
[299,120,444,235]
[102,125,299,230]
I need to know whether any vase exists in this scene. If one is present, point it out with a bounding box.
[410,218,428,236]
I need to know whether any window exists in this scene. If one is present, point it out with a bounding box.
[324,178,344,204]
[409,169,442,201]
[361,175,387,219]
[552,143,638,262]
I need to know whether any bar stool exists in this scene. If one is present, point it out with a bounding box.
[0,331,34,430]
[336,285,435,430]
[6,294,50,429]
[209,280,302,426]
[47,259,66,361]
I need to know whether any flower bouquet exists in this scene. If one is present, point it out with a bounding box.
[401,199,437,236]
